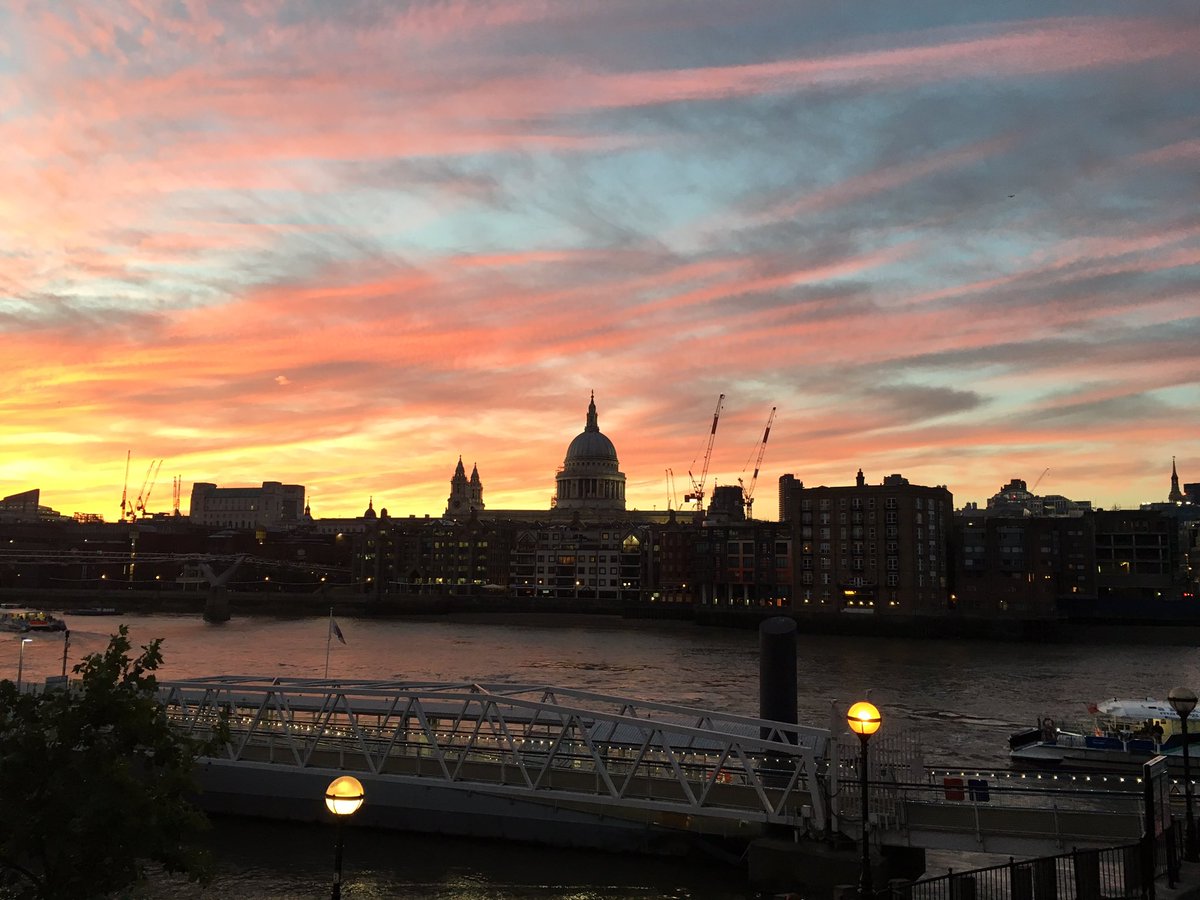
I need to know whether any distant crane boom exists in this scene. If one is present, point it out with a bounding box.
[1032,467,1050,492]
[119,450,131,522]
[133,458,162,520]
[738,406,776,519]
[684,393,725,513]
[140,459,163,516]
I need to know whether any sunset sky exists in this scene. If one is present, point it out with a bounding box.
[3,1,1198,520]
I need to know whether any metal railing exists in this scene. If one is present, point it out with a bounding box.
[835,770,1148,856]
[881,840,1152,899]
[159,676,832,830]
[881,821,1181,900]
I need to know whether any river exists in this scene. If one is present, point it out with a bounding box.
[5,611,1195,897]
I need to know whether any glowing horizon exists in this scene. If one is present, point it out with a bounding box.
[2,1,1197,520]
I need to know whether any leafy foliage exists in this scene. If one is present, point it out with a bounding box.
[0,626,227,899]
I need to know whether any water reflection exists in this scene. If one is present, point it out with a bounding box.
[9,611,1200,896]
[8,612,1200,770]
[149,817,752,899]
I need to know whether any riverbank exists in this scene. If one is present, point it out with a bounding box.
[5,586,1200,643]
[0,587,629,619]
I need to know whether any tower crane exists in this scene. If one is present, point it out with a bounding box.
[684,393,725,514]
[1032,467,1050,492]
[738,406,776,520]
[134,459,163,520]
[665,468,679,511]
[119,450,131,522]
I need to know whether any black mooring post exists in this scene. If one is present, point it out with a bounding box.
[759,616,797,740]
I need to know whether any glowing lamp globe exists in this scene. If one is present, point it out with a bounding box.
[1170,687,1198,720]
[847,701,882,737]
[325,775,365,817]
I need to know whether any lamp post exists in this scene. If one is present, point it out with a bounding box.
[325,775,365,899]
[16,637,32,691]
[1169,687,1198,862]
[848,700,882,899]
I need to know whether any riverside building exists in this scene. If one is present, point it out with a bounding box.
[780,471,953,615]
[188,481,305,530]
[354,393,665,597]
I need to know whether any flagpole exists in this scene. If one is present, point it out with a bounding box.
[324,606,333,679]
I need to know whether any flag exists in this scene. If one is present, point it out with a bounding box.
[330,618,346,644]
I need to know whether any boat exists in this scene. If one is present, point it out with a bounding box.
[1009,698,1200,770]
[69,607,119,616]
[1,612,30,633]
[15,610,68,632]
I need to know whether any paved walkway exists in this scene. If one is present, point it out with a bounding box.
[1161,860,1200,899]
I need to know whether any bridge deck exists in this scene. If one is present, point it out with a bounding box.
[163,676,831,834]
[161,677,1165,855]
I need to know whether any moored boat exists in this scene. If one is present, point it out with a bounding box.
[19,611,68,632]
[1,612,30,633]
[1009,698,1200,770]
[69,607,119,616]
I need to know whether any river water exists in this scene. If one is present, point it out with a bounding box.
[5,611,1195,898]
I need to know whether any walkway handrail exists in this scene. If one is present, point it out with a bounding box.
[882,834,1168,900]
[159,676,833,829]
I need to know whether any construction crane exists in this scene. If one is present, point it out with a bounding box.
[738,406,776,520]
[1032,467,1050,492]
[172,475,182,516]
[684,393,725,514]
[119,450,131,522]
[134,459,163,520]
[665,468,678,511]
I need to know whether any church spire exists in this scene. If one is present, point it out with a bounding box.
[447,456,482,515]
[585,390,599,433]
[1170,456,1184,503]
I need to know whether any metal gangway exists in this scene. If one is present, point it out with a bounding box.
[159,677,1171,855]
[160,676,833,839]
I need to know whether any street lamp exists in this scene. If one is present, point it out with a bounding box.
[1169,687,1198,862]
[848,700,882,899]
[16,637,32,691]
[325,775,365,899]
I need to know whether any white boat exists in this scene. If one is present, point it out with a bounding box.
[1,612,30,633]
[1009,698,1200,770]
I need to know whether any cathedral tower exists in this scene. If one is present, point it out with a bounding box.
[554,392,626,512]
[446,457,483,516]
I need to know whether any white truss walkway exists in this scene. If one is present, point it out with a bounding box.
[161,676,832,832]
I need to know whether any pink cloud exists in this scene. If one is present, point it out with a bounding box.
[1,5,1196,519]
[580,17,1199,110]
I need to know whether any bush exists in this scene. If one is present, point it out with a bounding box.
[0,626,227,899]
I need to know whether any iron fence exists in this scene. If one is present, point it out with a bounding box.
[1155,819,1182,886]
[879,827,1180,900]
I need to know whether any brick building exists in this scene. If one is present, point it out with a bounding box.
[781,471,952,615]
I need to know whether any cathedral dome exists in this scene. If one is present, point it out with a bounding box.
[565,429,618,462]
[555,392,626,512]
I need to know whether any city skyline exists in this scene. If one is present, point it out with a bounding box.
[3,1,1198,519]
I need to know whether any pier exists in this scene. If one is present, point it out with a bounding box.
[166,676,831,851]
[158,676,1200,894]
